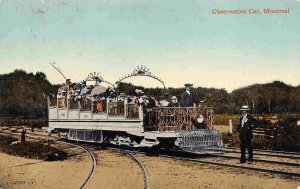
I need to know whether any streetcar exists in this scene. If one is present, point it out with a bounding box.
[45,65,223,154]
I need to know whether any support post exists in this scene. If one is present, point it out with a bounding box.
[229,119,233,134]
[124,98,128,117]
[138,106,143,120]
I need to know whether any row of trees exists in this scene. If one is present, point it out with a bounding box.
[119,81,300,114]
[0,69,299,117]
[230,81,300,114]
[0,70,54,117]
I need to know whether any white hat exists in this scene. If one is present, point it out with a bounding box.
[240,105,250,111]
[171,96,177,100]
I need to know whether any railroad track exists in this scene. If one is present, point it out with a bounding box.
[0,130,96,189]
[102,147,149,189]
[0,128,148,189]
[158,154,300,177]
[0,130,58,141]
[225,146,300,156]
[123,150,149,189]
[0,129,58,142]
[58,141,97,189]
[208,154,300,167]
[217,147,300,160]
[100,146,300,179]
[1,127,299,180]
[65,143,149,189]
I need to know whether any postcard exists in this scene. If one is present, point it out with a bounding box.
[0,1,299,189]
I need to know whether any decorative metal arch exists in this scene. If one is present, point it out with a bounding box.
[85,72,115,89]
[116,65,166,90]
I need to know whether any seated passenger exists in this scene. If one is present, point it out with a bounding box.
[140,96,148,108]
[198,100,207,108]
[159,95,169,107]
[147,95,157,108]
[135,88,144,97]
[118,93,126,102]
[96,101,103,112]
[168,96,179,107]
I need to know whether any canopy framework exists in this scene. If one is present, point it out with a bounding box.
[85,72,115,89]
[116,65,166,90]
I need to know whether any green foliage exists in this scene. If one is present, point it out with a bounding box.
[272,116,300,151]
[117,82,144,95]
[222,133,240,147]
[252,136,273,150]
[0,69,55,117]
[231,81,300,114]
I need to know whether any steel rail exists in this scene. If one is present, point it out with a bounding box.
[76,145,149,189]
[209,154,300,167]
[106,148,148,189]
[57,141,97,189]
[0,130,58,141]
[104,147,300,178]
[218,148,300,160]
[225,146,300,156]
[0,129,59,141]
[2,129,299,180]
[159,154,300,177]
[124,151,149,189]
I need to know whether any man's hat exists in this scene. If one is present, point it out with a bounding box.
[240,105,250,111]
[184,83,193,87]
[135,89,144,94]
[171,96,177,100]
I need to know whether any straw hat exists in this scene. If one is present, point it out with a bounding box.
[240,105,250,111]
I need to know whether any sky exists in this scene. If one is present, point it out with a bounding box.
[0,0,299,92]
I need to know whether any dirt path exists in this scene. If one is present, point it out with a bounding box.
[135,154,300,189]
[86,150,144,189]
[1,145,299,189]
[0,147,90,189]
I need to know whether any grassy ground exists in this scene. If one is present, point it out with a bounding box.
[0,135,67,161]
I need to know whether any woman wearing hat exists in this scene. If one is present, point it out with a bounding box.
[238,105,258,163]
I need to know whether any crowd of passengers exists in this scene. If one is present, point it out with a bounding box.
[53,82,206,113]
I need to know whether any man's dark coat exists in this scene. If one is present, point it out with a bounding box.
[238,114,258,139]
[180,91,193,107]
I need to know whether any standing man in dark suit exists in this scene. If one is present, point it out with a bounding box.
[180,83,194,107]
[238,105,258,163]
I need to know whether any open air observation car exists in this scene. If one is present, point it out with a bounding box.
[45,66,223,154]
